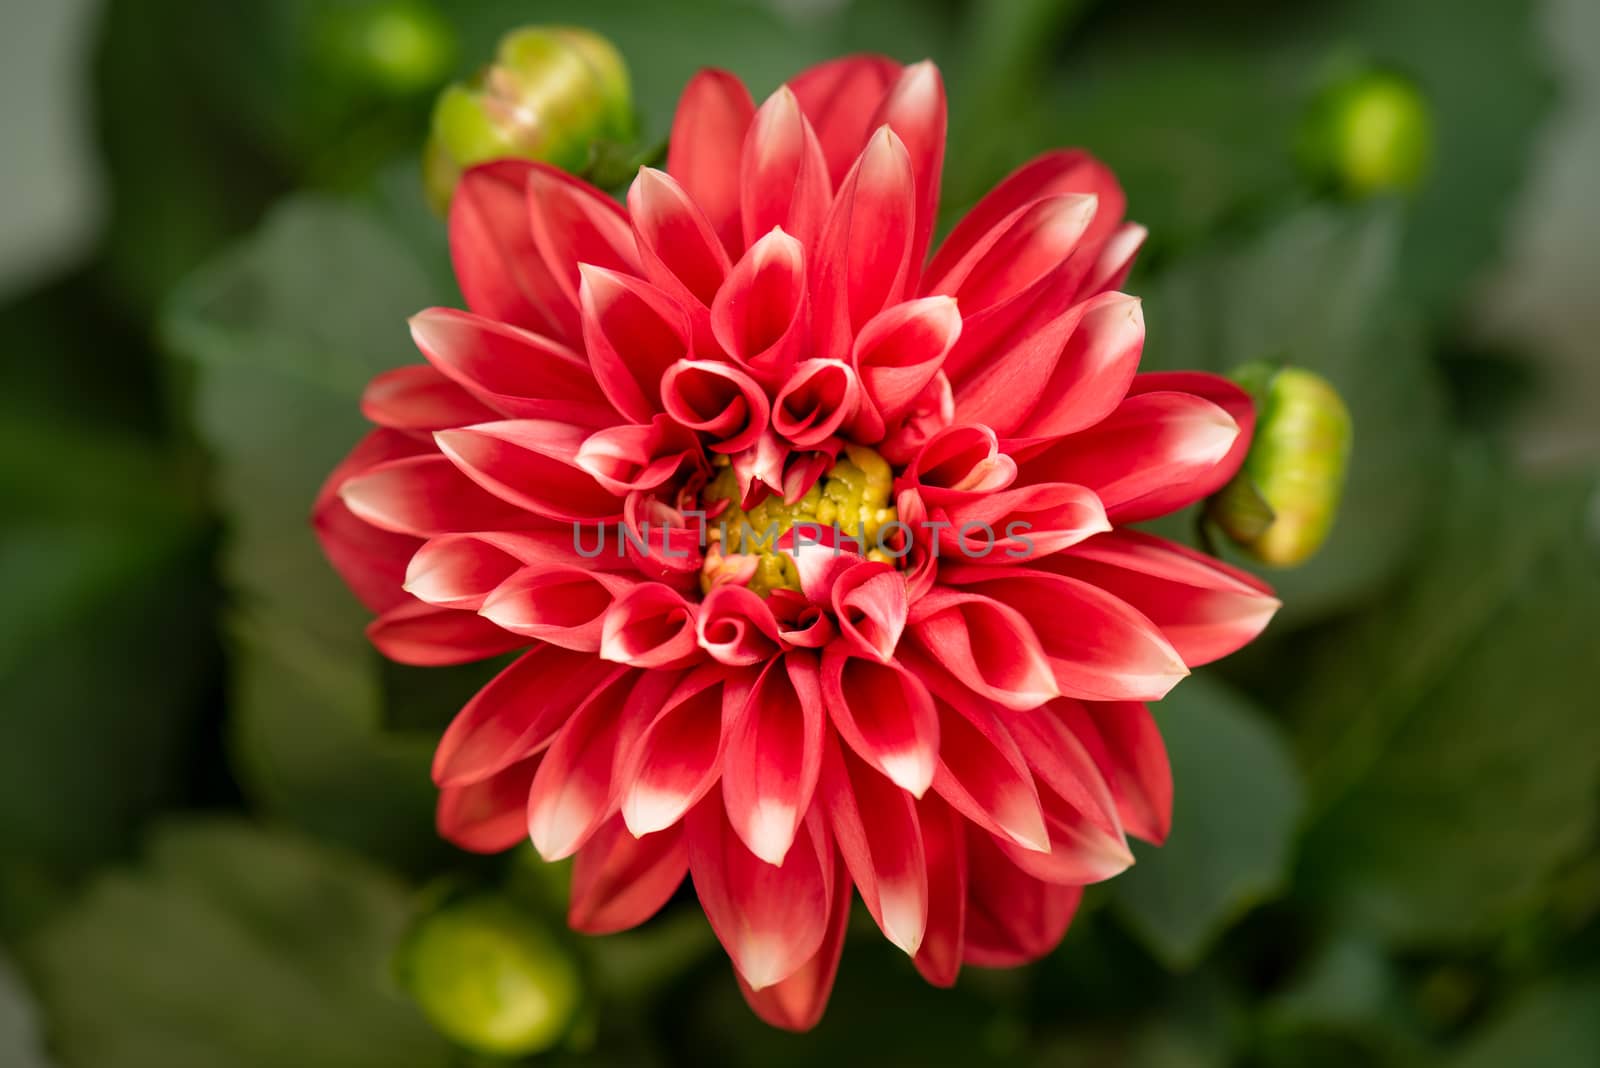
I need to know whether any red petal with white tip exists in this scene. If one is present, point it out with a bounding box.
[569,816,689,934]
[628,166,731,311]
[772,358,861,448]
[1047,529,1279,666]
[869,60,946,281]
[406,530,624,612]
[432,645,629,787]
[360,364,499,430]
[449,161,571,341]
[941,566,1190,702]
[660,359,771,453]
[579,266,694,425]
[479,566,639,651]
[409,308,615,427]
[936,482,1110,563]
[669,70,756,257]
[688,794,835,990]
[434,420,623,522]
[831,560,908,662]
[812,127,917,363]
[1017,390,1241,524]
[711,227,810,384]
[742,86,832,249]
[599,582,701,669]
[787,54,903,186]
[366,600,524,666]
[723,654,825,865]
[962,829,1083,967]
[339,453,540,537]
[906,589,1058,711]
[576,418,702,496]
[527,670,652,860]
[314,429,427,613]
[849,296,961,442]
[436,754,540,854]
[822,735,929,955]
[905,424,1017,505]
[737,841,850,1031]
[913,793,968,986]
[697,585,784,666]
[821,646,939,797]
[619,667,734,835]
[1055,699,1173,845]
[525,164,640,312]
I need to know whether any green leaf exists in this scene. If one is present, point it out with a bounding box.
[162,196,455,870]
[22,819,452,1068]
[1295,455,1600,943]
[1111,676,1304,969]
[1140,203,1449,623]
[1446,977,1600,1068]
[0,954,53,1068]
[0,418,213,868]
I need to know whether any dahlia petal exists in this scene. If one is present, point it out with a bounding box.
[926,149,1126,291]
[338,453,539,537]
[525,163,641,313]
[579,266,694,424]
[434,420,624,522]
[822,735,929,955]
[962,829,1083,967]
[406,530,626,612]
[905,424,1017,504]
[620,493,705,589]
[360,364,500,430]
[366,600,525,666]
[812,126,917,364]
[479,565,639,651]
[697,584,785,666]
[688,793,835,990]
[936,482,1110,563]
[905,589,1059,711]
[879,372,954,467]
[941,566,1189,702]
[409,307,616,427]
[913,793,968,987]
[1000,688,1129,846]
[996,783,1134,886]
[1015,390,1241,524]
[569,816,689,934]
[660,359,771,453]
[668,69,756,257]
[619,667,733,836]
[1055,699,1172,845]
[772,358,861,448]
[849,296,961,442]
[528,670,650,860]
[1047,529,1279,666]
[577,417,703,496]
[1083,222,1147,296]
[868,60,947,278]
[821,646,939,797]
[924,681,1050,852]
[628,166,731,312]
[892,485,939,603]
[742,86,833,249]
[930,193,1098,314]
[433,645,630,787]
[314,430,427,613]
[436,754,540,855]
[737,842,850,1031]
[599,582,701,669]
[1120,371,1257,516]
[450,161,571,341]
[787,53,903,186]
[711,227,810,383]
[954,291,1144,442]
[768,588,837,648]
[830,560,908,662]
[723,654,825,865]
[729,428,789,505]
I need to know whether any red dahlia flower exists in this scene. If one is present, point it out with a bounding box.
[315,54,1279,1029]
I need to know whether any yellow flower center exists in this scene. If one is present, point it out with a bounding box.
[700,444,899,595]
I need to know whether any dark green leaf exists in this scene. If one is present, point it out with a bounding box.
[23,820,452,1068]
[1446,976,1600,1068]
[0,954,53,1068]
[163,197,455,870]
[1111,676,1303,969]
[1296,455,1600,943]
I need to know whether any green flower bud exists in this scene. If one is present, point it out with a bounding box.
[424,26,636,213]
[1209,363,1353,567]
[315,1,457,97]
[395,896,583,1057]
[1296,67,1432,198]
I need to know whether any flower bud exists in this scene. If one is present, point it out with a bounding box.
[315,1,457,97]
[1208,363,1352,567]
[395,895,583,1056]
[1296,67,1432,197]
[423,26,636,212]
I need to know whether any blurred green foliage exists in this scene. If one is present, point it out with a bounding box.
[2,0,1597,1066]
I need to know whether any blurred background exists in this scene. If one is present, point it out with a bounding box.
[3,0,1598,1065]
